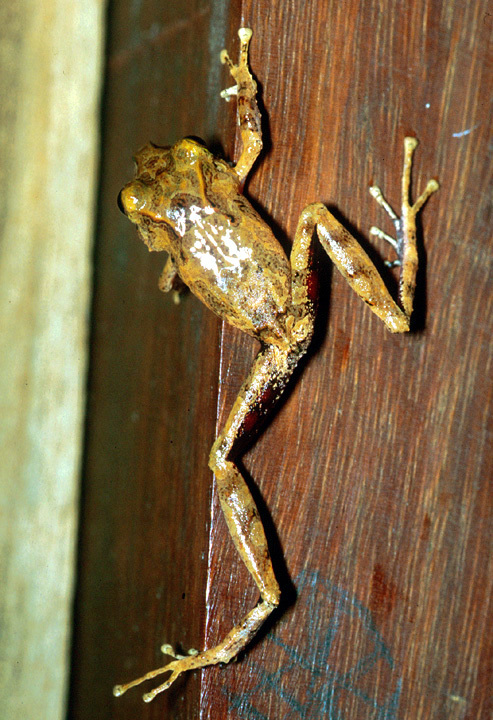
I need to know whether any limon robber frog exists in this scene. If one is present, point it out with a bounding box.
[115,28,438,702]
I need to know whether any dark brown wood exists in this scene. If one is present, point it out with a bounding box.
[202,1,492,719]
[69,2,232,718]
[70,0,492,719]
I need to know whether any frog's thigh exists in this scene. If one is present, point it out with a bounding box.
[209,343,298,604]
[293,204,409,333]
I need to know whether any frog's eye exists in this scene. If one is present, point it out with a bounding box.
[184,136,207,147]
[178,137,210,159]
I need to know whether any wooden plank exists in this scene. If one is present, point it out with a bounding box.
[0,1,104,719]
[70,1,492,718]
[201,1,492,718]
[69,2,232,719]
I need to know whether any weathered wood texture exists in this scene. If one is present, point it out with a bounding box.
[0,2,104,719]
[69,2,231,719]
[203,1,492,719]
[70,0,492,719]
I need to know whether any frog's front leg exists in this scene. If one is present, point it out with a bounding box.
[113,343,303,703]
[292,138,438,333]
[158,255,186,303]
[220,28,262,182]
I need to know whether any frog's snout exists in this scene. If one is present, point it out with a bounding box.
[118,181,149,217]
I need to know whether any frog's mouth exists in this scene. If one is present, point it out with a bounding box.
[118,182,175,252]
[119,181,171,225]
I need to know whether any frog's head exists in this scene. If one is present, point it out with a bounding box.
[132,142,174,177]
[118,177,175,252]
[129,138,210,178]
[171,137,211,166]
[118,142,180,251]
[118,138,219,251]
[118,143,182,250]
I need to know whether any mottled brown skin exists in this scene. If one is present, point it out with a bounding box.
[115,28,439,703]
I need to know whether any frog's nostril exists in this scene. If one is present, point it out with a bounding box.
[117,189,127,215]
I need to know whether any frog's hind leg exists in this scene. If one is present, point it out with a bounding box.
[292,203,411,333]
[114,343,301,703]
[369,137,439,318]
[209,342,301,603]
[291,139,438,333]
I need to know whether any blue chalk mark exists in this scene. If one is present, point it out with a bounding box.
[452,124,480,138]
[223,569,402,719]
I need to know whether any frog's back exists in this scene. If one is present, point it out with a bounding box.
[175,197,292,342]
[122,138,293,342]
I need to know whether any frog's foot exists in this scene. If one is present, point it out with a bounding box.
[113,644,200,703]
[113,600,275,703]
[113,647,196,703]
[160,642,199,660]
[220,27,253,101]
[369,137,439,268]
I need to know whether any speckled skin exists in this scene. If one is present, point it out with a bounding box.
[115,28,438,703]
[120,139,293,345]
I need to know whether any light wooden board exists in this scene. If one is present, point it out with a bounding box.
[0,2,105,717]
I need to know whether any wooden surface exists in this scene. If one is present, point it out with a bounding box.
[70,0,492,719]
[0,2,104,719]
[69,2,230,718]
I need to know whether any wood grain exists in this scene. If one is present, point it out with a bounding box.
[70,0,492,719]
[0,2,104,718]
[69,3,230,719]
[202,1,492,718]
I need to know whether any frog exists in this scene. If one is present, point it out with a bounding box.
[114,28,439,703]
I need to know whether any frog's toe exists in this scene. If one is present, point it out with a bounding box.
[220,84,239,101]
[160,642,198,659]
[238,27,253,44]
